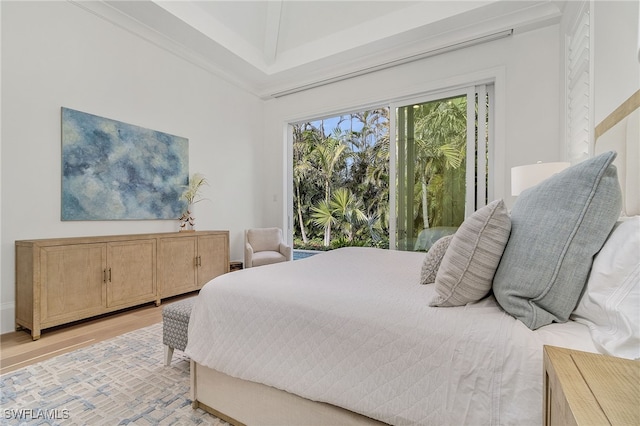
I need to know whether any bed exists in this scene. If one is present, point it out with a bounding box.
[186,92,639,426]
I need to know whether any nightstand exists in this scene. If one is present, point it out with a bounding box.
[543,345,640,426]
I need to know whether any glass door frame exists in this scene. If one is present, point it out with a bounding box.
[389,85,491,250]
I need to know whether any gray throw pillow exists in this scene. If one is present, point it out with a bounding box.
[493,151,622,330]
[420,234,454,285]
[429,199,511,307]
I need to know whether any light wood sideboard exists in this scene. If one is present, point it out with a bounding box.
[543,345,640,426]
[158,232,229,298]
[15,230,229,340]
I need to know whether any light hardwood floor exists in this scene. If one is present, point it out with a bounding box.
[0,293,196,375]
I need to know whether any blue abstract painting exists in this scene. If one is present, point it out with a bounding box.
[61,107,188,220]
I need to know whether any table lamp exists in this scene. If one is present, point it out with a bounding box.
[511,161,570,196]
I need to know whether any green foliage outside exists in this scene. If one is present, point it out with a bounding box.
[397,96,468,250]
[293,97,468,251]
[293,109,390,250]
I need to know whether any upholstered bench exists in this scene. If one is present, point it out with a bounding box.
[162,298,195,366]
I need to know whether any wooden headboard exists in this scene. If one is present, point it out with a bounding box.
[594,90,640,217]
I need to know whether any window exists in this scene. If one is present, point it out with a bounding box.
[292,110,390,250]
[391,85,493,251]
[291,84,494,253]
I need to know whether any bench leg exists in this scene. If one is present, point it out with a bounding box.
[164,345,174,366]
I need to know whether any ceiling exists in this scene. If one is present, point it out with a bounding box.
[83,1,566,99]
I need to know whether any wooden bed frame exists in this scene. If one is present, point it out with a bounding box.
[189,90,640,426]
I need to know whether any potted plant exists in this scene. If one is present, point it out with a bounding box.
[179,173,208,231]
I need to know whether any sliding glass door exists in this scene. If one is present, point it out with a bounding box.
[390,85,493,251]
[288,84,492,253]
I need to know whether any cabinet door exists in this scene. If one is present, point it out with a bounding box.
[197,234,229,287]
[107,239,156,308]
[40,243,106,326]
[158,236,198,298]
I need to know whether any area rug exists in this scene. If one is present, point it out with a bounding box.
[0,323,228,425]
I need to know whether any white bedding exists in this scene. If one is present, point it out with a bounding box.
[186,247,598,425]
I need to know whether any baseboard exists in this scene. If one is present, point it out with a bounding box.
[1,301,15,334]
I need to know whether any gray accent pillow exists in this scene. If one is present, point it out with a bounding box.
[429,199,511,307]
[420,234,454,285]
[493,151,622,330]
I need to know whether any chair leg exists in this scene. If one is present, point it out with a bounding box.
[164,345,174,366]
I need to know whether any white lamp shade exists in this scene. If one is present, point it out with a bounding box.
[511,162,570,196]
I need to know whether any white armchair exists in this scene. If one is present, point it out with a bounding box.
[244,228,292,268]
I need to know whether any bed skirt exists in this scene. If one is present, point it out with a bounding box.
[190,360,387,426]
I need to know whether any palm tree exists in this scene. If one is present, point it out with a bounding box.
[293,109,389,248]
[310,200,335,246]
[343,109,390,243]
[311,188,367,245]
[329,187,368,241]
[362,112,390,236]
[292,125,316,244]
[310,136,348,245]
[413,97,467,229]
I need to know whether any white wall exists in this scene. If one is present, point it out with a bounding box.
[0,1,264,333]
[263,25,563,239]
[593,0,640,123]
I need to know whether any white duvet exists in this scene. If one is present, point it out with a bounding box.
[186,247,598,425]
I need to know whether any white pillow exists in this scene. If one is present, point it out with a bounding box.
[420,235,454,285]
[430,199,511,307]
[572,216,640,360]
